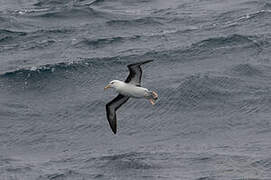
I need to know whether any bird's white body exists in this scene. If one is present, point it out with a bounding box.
[111,80,148,98]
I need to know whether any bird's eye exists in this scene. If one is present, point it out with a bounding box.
[111,82,114,84]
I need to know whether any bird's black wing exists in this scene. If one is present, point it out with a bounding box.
[106,94,129,134]
[125,60,153,86]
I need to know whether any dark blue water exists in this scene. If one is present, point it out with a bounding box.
[1,0,271,179]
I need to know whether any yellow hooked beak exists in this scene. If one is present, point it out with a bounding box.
[104,84,111,90]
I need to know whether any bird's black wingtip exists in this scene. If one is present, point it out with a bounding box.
[127,59,154,67]
[141,59,154,64]
[108,120,117,134]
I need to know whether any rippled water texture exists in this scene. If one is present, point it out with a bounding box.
[1,0,271,179]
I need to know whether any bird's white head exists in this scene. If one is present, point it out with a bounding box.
[104,80,122,90]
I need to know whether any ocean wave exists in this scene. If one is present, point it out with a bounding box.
[21,6,106,19]
[263,2,271,9]
[151,7,178,16]
[226,64,271,81]
[74,35,140,49]
[0,29,26,43]
[1,33,262,77]
[88,0,106,6]
[238,95,271,115]
[228,64,264,77]
[33,0,101,8]
[223,8,271,28]
[176,74,234,99]
[37,7,94,18]
[106,16,164,26]
[236,9,271,22]
[0,28,72,51]
[156,34,264,62]
[34,0,73,7]
[251,158,271,169]
[176,34,265,59]
[0,56,119,82]
[232,179,265,180]
[1,61,89,79]
[161,74,238,112]
[121,34,265,65]
[89,0,154,7]
[194,34,261,49]
[93,152,155,170]
[224,64,271,114]
[165,71,271,114]
[42,170,82,180]
[195,177,216,180]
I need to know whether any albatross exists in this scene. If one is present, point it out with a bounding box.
[104,60,158,134]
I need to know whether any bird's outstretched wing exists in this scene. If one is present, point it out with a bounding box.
[125,60,153,86]
[106,94,129,134]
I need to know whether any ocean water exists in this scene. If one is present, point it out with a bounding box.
[1,0,271,179]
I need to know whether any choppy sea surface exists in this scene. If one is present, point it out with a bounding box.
[1,0,271,179]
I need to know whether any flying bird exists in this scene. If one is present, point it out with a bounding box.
[104,60,158,134]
